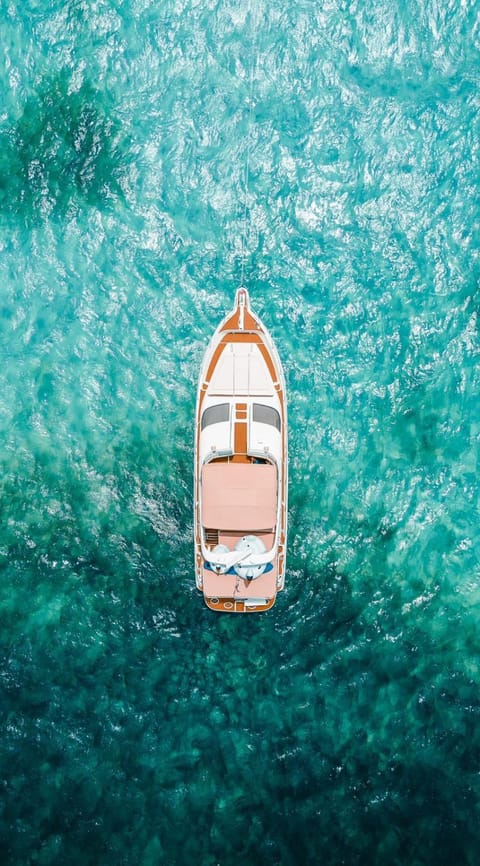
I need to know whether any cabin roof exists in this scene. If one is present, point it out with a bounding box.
[201,462,277,532]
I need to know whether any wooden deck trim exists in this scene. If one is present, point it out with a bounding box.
[223,332,262,343]
[204,597,276,613]
[234,421,247,454]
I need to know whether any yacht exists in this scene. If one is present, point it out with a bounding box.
[194,288,287,612]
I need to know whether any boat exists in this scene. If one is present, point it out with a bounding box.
[194,287,287,612]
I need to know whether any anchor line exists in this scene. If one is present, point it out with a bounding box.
[239,6,258,288]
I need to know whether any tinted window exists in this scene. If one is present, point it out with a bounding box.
[252,404,281,431]
[201,404,230,430]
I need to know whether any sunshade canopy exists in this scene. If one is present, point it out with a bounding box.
[202,462,277,531]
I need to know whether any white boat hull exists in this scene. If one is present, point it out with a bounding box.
[194,288,287,613]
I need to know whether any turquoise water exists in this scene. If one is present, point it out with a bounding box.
[1,1,479,863]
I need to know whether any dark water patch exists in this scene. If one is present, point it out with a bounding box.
[0,71,128,226]
[388,383,444,465]
[347,61,477,105]
[259,91,312,150]
[3,567,479,866]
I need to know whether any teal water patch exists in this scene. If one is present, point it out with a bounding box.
[1,1,480,864]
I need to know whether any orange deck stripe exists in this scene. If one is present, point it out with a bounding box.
[223,333,261,343]
[234,422,247,454]
[221,311,239,331]
[257,342,278,382]
[205,343,226,382]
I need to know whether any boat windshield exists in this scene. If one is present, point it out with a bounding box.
[252,404,281,431]
[201,404,230,430]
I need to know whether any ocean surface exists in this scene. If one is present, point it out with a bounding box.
[1,1,479,864]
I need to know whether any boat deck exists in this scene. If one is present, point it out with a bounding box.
[202,561,278,601]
